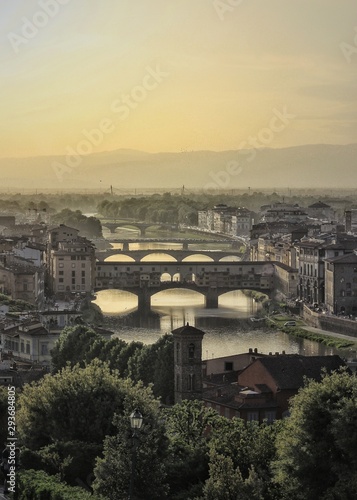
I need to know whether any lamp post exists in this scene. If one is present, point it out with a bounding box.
[129,409,143,500]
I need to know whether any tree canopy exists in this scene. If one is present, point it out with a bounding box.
[17,360,160,486]
[273,368,357,499]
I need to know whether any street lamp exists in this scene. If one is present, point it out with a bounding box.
[129,409,143,500]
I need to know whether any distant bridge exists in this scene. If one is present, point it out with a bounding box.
[100,218,179,236]
[95,260,274,312]
[102,238,242,250]
[96,248,243,263]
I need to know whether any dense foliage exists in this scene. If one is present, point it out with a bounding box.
[17,360,160,487]
[51,325,175,402]
[98,193,200,225]
[15,469,105,500]
[273,368,357,499]
[15,325,357,499]
[52,209,102,237]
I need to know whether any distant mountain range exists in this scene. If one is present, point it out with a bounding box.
[0,143,356,191]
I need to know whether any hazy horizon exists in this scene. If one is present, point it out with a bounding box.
[1,0,356,163]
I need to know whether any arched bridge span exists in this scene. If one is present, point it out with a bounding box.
[96,249,243,262]
[95,260,274,312]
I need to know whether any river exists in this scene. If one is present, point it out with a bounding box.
[92,227,351,360]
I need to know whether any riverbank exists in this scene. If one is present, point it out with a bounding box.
[267,314,357,350]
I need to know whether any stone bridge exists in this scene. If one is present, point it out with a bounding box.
[102,238,243,251]
[101,219,178,236]
[95,248,243,262]
[94,260,274,312]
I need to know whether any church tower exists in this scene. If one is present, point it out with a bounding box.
[172,322,205,404]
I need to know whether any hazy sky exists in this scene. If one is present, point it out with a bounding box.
[1,0,356,157]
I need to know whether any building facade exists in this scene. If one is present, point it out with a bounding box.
[47,225,95,298]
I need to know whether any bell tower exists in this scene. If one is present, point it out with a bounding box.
[172,322,205,404]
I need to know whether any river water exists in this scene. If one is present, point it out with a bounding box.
[93,228,350,360]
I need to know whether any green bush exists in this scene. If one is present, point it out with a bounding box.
[280,326,355,349]
[16,469,105,500]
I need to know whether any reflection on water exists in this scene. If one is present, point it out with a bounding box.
[96,228,347,359]
[93,289,341,359]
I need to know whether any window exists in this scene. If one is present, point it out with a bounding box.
[247,411,259,421]
[59,271,64,275]
[188,373,195,391]
[26,343,30,354]
[82,263,86,268]
[225,362,233,371]
[41,344,48,355]
[264,411,276,423]
[188,343,195,360]
[71,256,76,260]
[59,278,64,283]
[72,271,75,277]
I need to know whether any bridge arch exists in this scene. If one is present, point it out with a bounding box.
[103,254,135,262]
[140,252,178,262]
[150,287,206,304]
[218,255,241,262]
[182,254,214,262]
[92,289,138,314]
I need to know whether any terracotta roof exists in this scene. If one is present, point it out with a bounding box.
[250,355,345,390]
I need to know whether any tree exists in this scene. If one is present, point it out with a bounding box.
[163,400,219,499]
[208,417,281,484]
[203,451,264,500]
[273,368,357,499]
[128,334,174,404]
[15,469,105,500]
[17,360,159,485]
[93,404,169,499]
[51,325,100,372]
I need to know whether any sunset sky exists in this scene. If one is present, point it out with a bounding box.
[0,0,356,158]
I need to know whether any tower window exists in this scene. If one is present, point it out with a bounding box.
[188,343,195,360]
[188,373,195,391]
